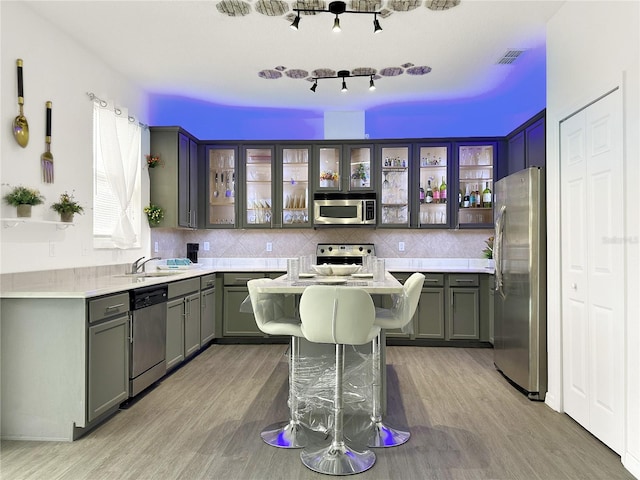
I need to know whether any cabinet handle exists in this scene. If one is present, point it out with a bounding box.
[454,279,474,284]
[235,277,253,282]
[425,279,439,283]
[105,303,124,311]
[128,313,133,344]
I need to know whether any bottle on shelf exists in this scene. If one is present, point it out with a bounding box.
[425,180,433,204]
[419,184,425,204]
[474,184,481,208]
[459,188,463,207]
[433,178,440,204]
[469,184,476,208]
[463,185,470,208]
[440,176,447,204]
[482,182,492,208]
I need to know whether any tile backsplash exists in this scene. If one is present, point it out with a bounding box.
[151,228,494,261]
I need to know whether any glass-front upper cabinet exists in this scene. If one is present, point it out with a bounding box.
[280,146,311,228]
[456,143,495,227]
[379,144,410,227]
[206,145,237,228]
[417,144,450,227]
[346,145,373,191]
[314,144,374,192]
[244,146,274,228]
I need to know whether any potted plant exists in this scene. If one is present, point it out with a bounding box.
[482,236,494,259]
[145,154,161,169]
[3,185,45,217]
[144,204,164,226]
[50,191,84,222]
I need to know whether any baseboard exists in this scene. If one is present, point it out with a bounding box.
[622,451,640,479]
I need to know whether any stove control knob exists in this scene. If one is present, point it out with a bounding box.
[367,249,372,254]
[328,246,333,252]
[358,246,363,252]
[320,248,325,254]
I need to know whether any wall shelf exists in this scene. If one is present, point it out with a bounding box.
[1,218,75,230]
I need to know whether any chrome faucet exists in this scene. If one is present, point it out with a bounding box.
[131,256,161,274]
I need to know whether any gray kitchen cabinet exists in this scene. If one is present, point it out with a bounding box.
[313,143,375,193]
[416,274,446,339]
[204,145,238,228]
[166,297,185,370]
[166,278,201,370]
[87,293,130,423]
[150,127,199,228]
[242,145,275,229]
[279,145,312,228]
[446,274,480,340]
[506,110,546,176]
[200,274,216,345]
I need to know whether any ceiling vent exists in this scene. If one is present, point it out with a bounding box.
[496,49,526,65]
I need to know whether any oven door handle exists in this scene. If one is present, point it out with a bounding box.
[128,312,133,344]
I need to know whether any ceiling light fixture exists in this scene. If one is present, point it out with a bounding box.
[310,70,379,93]
[293,1,382,33]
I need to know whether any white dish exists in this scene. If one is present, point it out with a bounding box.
[299,273,316,278]
[330,264,361,276]
[315,278,347,285]
[351,272,373,278]
[311,264,333,276]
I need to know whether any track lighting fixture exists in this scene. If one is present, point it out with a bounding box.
[290,13,300,30]
[292,1,382,33]
[373,14,382,33]
[309,70,379,93]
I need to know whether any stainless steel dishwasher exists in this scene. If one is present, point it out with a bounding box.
[129,284,168,397]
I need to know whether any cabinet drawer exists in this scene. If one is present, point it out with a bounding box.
[200,274,216,290]
[88,292,130,324]
[168,278,200,298]
[448,274,479,287]
[422,273,444,287]
[223,273,264,286]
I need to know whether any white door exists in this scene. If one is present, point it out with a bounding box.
[560,88,624,454]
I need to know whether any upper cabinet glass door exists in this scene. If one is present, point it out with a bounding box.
[418,145,449,227]
[347,145,373,191]
[281,146,310,227]
[456,143,494,227]
[207,146,237,227]
[315,146,341,191]
[244,147,274,227]
[379,145,410,227]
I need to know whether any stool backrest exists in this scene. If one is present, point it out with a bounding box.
[247,278,291,335]
[403,272,425,323]
[299,286,378,345]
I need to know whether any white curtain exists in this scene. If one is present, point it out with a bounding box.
[94,101,141,248]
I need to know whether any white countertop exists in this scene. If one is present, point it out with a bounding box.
[0,258,493,299]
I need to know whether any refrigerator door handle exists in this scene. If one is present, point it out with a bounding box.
[494,205,506,297]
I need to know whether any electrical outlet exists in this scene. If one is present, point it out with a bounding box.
[266,242,273,252]
[203,241,210,251]
[398,241,405,252]
[154,241,159,253]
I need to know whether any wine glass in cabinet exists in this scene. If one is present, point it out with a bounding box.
[456,143,495,227]
[206,146,237,228]
[315,145,342,191]
[379,145,410,227]
[417,144,449,227]
[244,146,274,228]
[280,146,311,227]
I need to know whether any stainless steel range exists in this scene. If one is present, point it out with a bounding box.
[316,243,375,265]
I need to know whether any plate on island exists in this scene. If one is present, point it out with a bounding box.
[315,278,347,285]
[299,273,316,278]
[351,272,373,278]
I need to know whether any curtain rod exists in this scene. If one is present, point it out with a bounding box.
[87,92,148,129]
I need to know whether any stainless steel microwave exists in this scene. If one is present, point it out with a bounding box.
[313,192,376,226]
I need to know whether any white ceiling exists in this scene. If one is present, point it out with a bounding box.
[25,0,565,112]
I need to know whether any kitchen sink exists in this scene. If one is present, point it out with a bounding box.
[114,271,184,278]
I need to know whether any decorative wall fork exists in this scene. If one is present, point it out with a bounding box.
[41,101,54,183]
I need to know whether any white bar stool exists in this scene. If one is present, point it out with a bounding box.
[298,285,381,476]
[366,272,424,448]
[247,278,308,449]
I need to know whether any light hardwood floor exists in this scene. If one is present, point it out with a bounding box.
[1,345,634,480]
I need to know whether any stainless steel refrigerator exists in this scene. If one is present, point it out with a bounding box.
[493,167,547,401]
